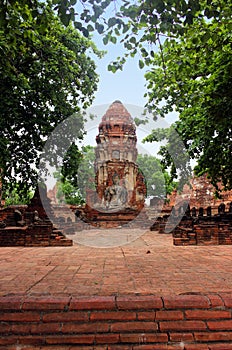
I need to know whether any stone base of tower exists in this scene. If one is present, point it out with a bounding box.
[75,204,149,229]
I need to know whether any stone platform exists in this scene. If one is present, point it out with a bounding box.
[1,229,232,349]
[80,206,148,229]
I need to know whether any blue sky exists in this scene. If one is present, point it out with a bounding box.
[73,2,178,119]
[88,31,178,122]
[85,32,160,153]
[81,10,179,154]
[90,33,147,107]
[74,0,148,108]
[85,33,178,153]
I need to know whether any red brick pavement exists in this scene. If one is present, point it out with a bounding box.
[0,229,231,297]
[1,230,232,349]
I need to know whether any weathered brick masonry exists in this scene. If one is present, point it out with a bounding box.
[150,203,232,246]
[173,207,232,246]
[1,293,232,349]
[0,188,72,247]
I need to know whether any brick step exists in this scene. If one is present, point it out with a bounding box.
[1,293,232,348]
[2,341,232,350]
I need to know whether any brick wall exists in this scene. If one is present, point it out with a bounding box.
[173,222,232,246]
[0,201,73,247]
[149,203,232,246]
[0,225,72,247]
[1,293,232,349]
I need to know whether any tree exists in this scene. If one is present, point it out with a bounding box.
[54,145,95,204]
[136,153,177,198]
[143,2,232,193]
[0,0,100,197]
[53,0,232,192]
[143,125,193,192]
[3,185,34,206]
[56,181,85,205]
[53,1,230,61]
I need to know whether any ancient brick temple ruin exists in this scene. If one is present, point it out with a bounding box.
[82,100,147,227]
[150,200,232,246]
[149,172,232,245]
[166,173,232,209]
[0,187,72,246]
[170,202,232,246]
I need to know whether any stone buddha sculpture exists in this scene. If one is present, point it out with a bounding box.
[103,173,128,210]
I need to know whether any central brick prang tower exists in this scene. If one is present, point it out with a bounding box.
[94,100,145,210]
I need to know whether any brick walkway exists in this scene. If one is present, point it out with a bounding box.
[0,229,232,297]
[1,229,232,349]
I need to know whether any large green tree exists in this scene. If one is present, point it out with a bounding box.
[0,0,100,197]
[136,153,177,197]
[54,0,232,192]
[143,3,232,193]
[54,145,95,204]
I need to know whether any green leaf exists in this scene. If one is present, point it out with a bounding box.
[95,23,104,34]
[202,31,211,43]
[108,17,117,27]
[81,27,89,37]
[150,15,159,25]
[103,35,108,45]
[130,36,136,44]
[110,65,117,73]
[74,22,82,29]
[87,24,94,32]
[110,36,117,44]
[122,24,129,34]
[184,13,194,25]
[139,60,144,69]
[155,0,165,13]
[93,5,104,18]
[60,13,71,26]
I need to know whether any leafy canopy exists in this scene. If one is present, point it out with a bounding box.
[137,153,177,197]
[0,0,101,196]
[53,0,232,192]
[143,2,232,192]
[53,1,230,63]
[54,145,95,205]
